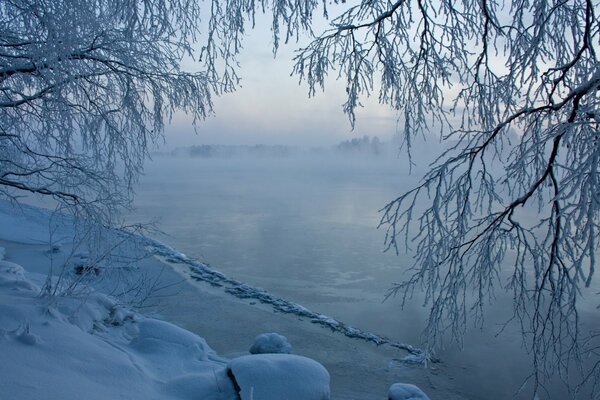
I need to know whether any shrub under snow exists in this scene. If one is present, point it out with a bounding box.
[249,332,292,354]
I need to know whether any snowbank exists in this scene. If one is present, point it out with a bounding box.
[0,201,335,400]
[229,354,330,400]
[0,253,336,400]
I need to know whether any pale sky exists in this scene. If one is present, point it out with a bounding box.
[163,15,400,150]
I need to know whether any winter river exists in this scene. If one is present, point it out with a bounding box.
[129,152,595,400]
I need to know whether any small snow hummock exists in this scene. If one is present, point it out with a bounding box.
[0,260,37,291]
[388,383,431,400]
[228,354,330,400]
[249,332,292,354]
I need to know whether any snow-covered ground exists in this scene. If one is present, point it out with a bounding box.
[0,259,237,399]
[0,200,466,399]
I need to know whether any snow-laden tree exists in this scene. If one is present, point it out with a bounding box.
[291,1,599,397]
[268,0,599,397]
[0,0,242,221]
[2,0,599,397]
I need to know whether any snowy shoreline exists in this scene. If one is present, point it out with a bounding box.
[0,201,467,399]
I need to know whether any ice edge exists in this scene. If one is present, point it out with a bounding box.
[142,236,433,364]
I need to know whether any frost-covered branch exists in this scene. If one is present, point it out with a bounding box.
[294,1,600,397]
[0,0,325,223]
[244,0,598,396]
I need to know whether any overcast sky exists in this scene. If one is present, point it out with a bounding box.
[163,16,399,150]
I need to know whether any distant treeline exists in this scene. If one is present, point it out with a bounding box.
[173,144,298,158]
[170,136,394,158]
[336,135,383,155]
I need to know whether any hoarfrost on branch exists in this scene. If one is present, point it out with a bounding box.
[291,0,599,397]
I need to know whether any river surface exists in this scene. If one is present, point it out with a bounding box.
[129,153,596,399]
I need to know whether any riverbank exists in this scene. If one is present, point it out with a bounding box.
[0,201,468,399]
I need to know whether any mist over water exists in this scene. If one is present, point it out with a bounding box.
[132,149,422,334]
[129,145,596,400]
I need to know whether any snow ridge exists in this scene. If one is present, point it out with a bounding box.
[143,237,432,364]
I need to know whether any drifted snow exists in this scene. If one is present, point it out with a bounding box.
[229,354,330,400]
[249,332,292,354]
[0,257,237,400]
[0,260,34,290]
[0,253,335,400]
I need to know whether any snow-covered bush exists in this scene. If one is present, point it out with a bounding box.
[249,332,292,354]
[0,260,37,292]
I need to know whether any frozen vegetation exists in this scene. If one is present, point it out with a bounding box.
[249,332,292,354]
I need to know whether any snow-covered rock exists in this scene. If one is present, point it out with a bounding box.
[228,354,330,400]
[388,383,431,400]
[249,332,292,354]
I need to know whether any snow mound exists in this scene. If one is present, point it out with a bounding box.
[0,246,5,260]
[0,260,26,281]
[0,260,38,291]
[388,383,431,400]
[229,354,330,400]
[249,332,292,354]
[128,318,227,382]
